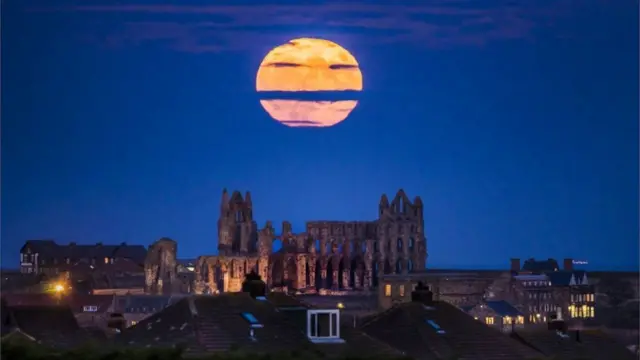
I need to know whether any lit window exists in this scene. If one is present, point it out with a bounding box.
[589,306,594,318]
[516,316,524,324]
[241,312,263,328]
[130,320,137,326]
[485,317,494,325]
[104,257,109,264]
[399,285,405,297]
[504,316,512,325]
[384,284,391,297]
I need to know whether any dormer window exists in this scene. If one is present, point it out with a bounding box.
[306,309,344,343]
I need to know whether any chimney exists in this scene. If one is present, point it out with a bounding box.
[563,258,573,271]
[510,258,521,272]
[411,281,434,305]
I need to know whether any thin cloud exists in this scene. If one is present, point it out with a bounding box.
[29,1,577,53]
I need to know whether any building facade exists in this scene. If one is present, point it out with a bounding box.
[144,188,428,294]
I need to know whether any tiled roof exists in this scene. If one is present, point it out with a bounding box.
[3,294,114,313]
[113,294,179,313]
[3,294,59,307]
[485,300,522,317]
[7,304,104,348]
[22,240,147,264]
[513,328,636,360]
[361,301,543,360]
[66,295,114,313]
[116,293,402,358]
[546,270,589,286]
[264,293,404,359]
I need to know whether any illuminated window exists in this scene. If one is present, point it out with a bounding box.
[130,320,137,326]
[485,317,494,325]
[384,284,391,297]
[516,316,524,324]
[589,306,594,318]
[399,285,405,297]
[504,316,512,325]
[104,257,109,264]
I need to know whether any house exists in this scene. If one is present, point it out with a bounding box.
[465,300,525,333]
[114,292,402,358]
[361,286,542,360]
[1,297,105,348]
[2,293,116,332]
[112,294,185,327]
[19,240,147,276]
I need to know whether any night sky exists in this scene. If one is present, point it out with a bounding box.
[2,0,638,270]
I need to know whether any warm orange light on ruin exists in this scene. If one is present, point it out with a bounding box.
[256,38,362,127]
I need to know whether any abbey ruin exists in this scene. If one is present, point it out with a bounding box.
[144,189,427,294]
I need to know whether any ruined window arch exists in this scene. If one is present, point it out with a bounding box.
[408,259,414,272]
[397,238,403,251]
[373,241,378,252]
[396,259,402,273]
[399,197,404,213]
[409,238,415,251]
[349,241,354,253]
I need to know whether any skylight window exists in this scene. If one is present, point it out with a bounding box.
[241,312,263,328]
[426,319,446,334]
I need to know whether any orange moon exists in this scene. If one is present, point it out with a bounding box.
[256,38,363,127]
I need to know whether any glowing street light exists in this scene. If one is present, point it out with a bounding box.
[54,284,65,293]
[337,302,345,309]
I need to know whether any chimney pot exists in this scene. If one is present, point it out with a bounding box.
[510,258,521,272]
[411,281,434,305]
[563,258,573,271]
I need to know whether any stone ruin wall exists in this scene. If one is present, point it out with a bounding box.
[145,188,429,295]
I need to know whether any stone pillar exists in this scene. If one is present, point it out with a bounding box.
[223,270,230,293]
[157,278,163,294]
[342,266,351,290]
[258,257,269,284]
[207,264,218,293]
[354,267,362,289]
[308,258,316,289]
[320,266,328,289]
[282,259,289,284]
[296,255,307,289]
[364,261,372,289]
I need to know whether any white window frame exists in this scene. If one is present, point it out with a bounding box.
[306,309,345,343]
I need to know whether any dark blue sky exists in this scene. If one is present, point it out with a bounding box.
[2,0,638,270]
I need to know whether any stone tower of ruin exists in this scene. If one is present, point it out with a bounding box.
[218,189,258,256]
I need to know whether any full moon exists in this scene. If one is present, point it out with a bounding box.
[256,38,363,128]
